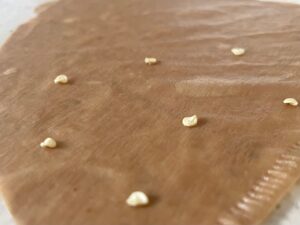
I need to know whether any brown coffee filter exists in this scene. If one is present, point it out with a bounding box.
[1,0,300,224]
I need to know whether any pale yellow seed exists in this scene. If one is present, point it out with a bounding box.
[63,18,78,24]
[54,74,68,84]
[144,57,158,65]
[40,137,57,148]
[231,48,245,56]
[126,191,149,207]
[283,98,298,106]
[182,115,198,127]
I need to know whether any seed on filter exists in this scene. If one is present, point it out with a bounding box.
[231,48,245,56]
[144,57,158,65]
[63,18,78,24]
[40,137,57,148]
[283,98,298,106]
[182,115,198,127]
[54,74,68,84]
[126,191,149,207]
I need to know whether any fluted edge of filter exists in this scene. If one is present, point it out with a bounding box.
[217,141,300,225]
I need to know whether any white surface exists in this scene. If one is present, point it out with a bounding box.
[0,199,14,225]
[0,0,51,45]
[0,0,300,225]
[265,181,300,225]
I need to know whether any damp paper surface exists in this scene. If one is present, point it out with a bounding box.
[1,0,300,224]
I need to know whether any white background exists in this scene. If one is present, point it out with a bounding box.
[0,0,300,224]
